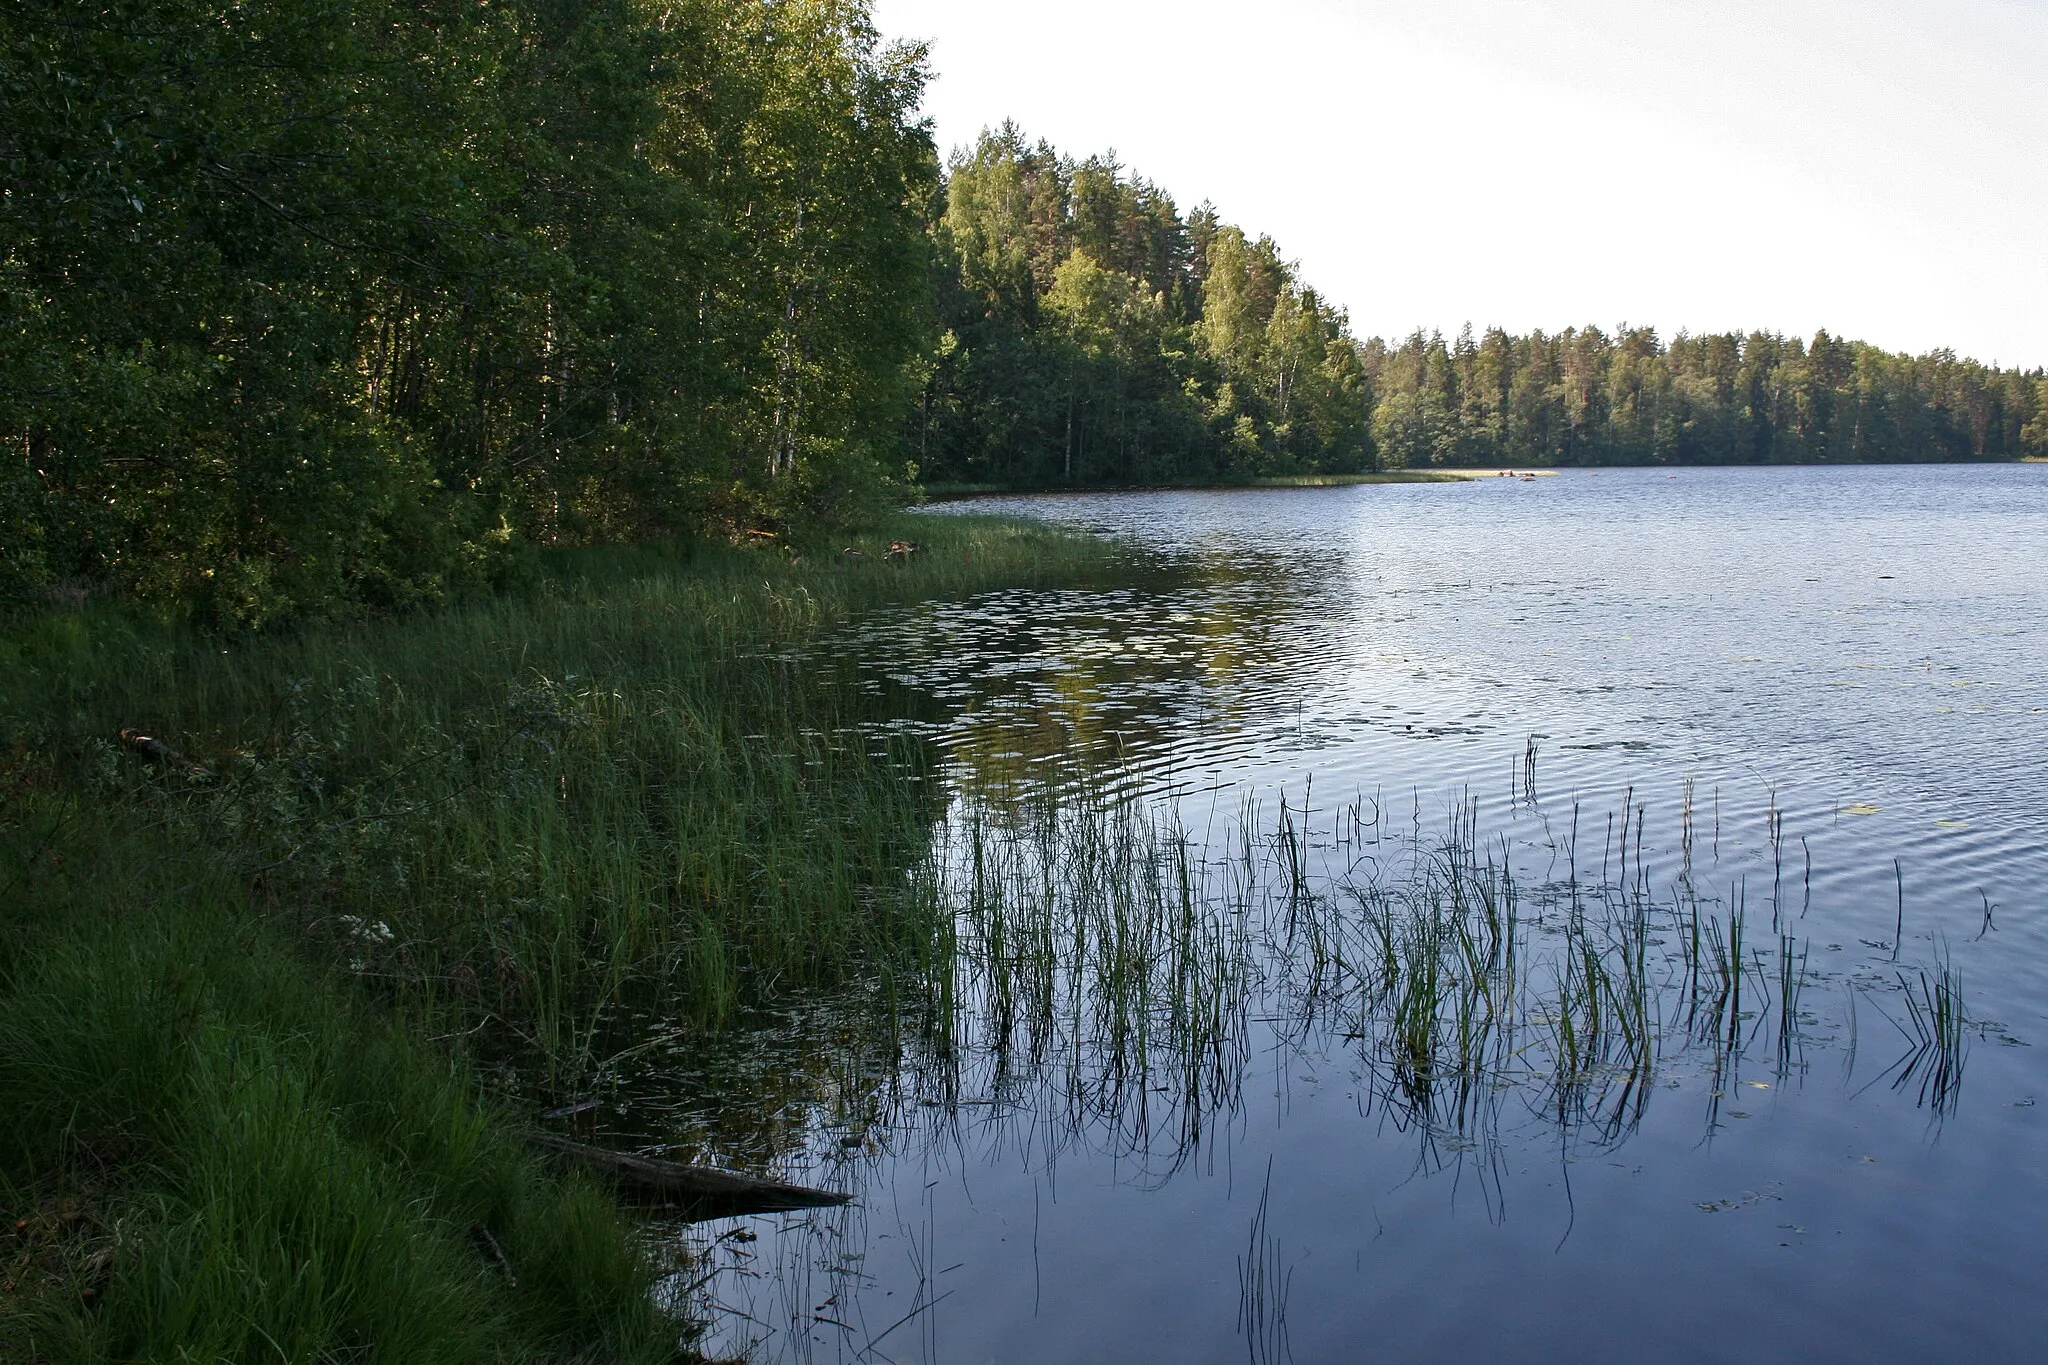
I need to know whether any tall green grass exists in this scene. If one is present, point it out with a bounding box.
[0,514,1116,1360]
[0,820,678,1362]
[2,516,1110,1073]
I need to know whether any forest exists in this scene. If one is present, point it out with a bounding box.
[2,0,938,625]
[922,126,2047,484]
[5,0,2045,624]
[1356,325,2045,471]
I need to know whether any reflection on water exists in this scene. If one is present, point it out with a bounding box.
[633,467,2047,1362]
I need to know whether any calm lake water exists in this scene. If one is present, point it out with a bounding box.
[657,466,2048,1362]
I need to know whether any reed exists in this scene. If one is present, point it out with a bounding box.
[894,773,1964,1179]
[1237,1161,1293,1365]
[0,513,1116,1357]
[2,516,1109,1078]
[1889,948,1968,1114]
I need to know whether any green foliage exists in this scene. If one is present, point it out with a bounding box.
[2022,379,2048,454]
[0,0,938,624]
[918,125,1369,488]
[0,514,1113,1357]
[0,834,680,1362]
[0,516,1109,1074]
[1361,325,2046,468]
[10,0,2038,620]
[916,127,2043,487]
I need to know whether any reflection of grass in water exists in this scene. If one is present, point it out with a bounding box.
[934,785,1253,1162]
[920,777,1971,1169]
[662,775,1978,1353]
[1882,949,1968,1115]
[1237,1159,1293,1365]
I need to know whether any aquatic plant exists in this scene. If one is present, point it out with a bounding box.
[894,771,1970,1181]
[0,514,1117,1353]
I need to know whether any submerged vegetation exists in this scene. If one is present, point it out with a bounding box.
[658,770,1983,1354]
[0,501,1993,1358]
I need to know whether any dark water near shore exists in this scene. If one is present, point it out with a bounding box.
[661,466,2048,1362]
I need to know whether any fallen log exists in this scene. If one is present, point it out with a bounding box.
[526,1133,851,1218]
[117,727,211,779]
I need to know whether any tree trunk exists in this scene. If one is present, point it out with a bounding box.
[526,1133,851,1219]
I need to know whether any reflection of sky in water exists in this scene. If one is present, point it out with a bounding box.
[662,466,2048,1363]
[877,465,2047,838]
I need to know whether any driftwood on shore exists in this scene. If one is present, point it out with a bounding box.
[117,727,211,779]
[526,1133,851,1218]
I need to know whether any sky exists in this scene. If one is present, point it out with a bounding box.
[870,0,2048,368]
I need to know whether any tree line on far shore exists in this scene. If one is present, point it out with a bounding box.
[5,1,2043,623]
[922,125,2044,485]
[1361,326,2041,471]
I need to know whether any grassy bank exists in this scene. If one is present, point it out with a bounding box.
[0,514,1116,1360]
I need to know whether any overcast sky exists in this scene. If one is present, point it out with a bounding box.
[871,0,2048,368]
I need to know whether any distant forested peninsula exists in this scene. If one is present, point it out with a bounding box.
[925,125,2046,485]
[5,1,2043,623]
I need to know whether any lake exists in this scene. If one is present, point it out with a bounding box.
[655,465,2048,1363]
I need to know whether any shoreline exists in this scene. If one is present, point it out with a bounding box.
[923,459,2039,498]
[921,469,1553,498]
[0,514,1116,1358]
